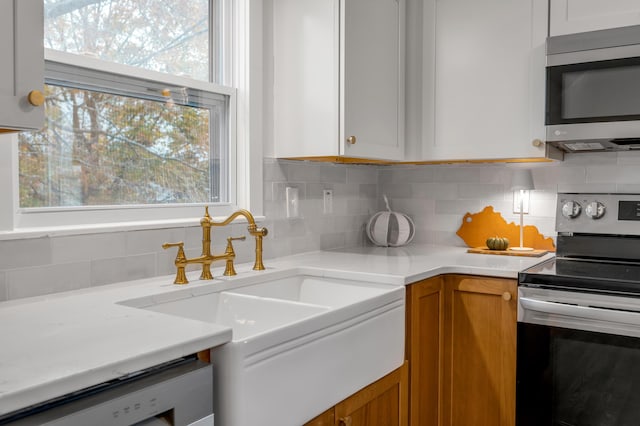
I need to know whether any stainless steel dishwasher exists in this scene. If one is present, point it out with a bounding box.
[0,356,214,426]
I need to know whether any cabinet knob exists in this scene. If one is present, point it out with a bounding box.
[339,417,353,426]
[346,136,357,145]
[532,139,544,148]
[28,90,45,107]
[502,292,512,301]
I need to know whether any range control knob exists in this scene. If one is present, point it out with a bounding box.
[561,201,582,219]
[585,201,606,220]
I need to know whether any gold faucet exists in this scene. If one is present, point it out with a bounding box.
[162,207,268,284]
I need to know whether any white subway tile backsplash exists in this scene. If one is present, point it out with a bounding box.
[557,183,617,193]
[615,184,640,193]
[379,166,435,184]
[532,166,586,190]
[346,166,378,184]
[0,238,51,269]
[380,183,413,199]
[529,198,557,218]
[126,228,186,256]
[320,232,346,250]
[424,214,463,233]
[7,262,91,299]
[51,233,127,264]
[272,218,308,239]
[157,250,177,277]
[385,199,434,218]
[318,164,347,183]
[305,183,332,199]
[435,200,490,215]
[563,152,618,165]
[359,184,377,199]
[125,253,157,281]
[0,272,6,301]
[457,183,505,200]
[263,158,287,182]
[91,257,126,287]
[586,165,640,184]
[616,151,640,165]
[285,163,322,182]
[411,183,459,200]
[347,198,377,216]
[433,165,509,184]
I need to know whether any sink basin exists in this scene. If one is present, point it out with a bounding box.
[141,292,329,340]
[228,274,392,307]
[119,269,405,426]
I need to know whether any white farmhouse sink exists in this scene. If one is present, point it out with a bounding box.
[142,292,329,340]
[229,274,393,307]
[119,269,405,426]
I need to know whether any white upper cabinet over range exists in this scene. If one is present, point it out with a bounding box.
[271,0,405,161]
[419,0,549,161]
[0,0,44,132]
[550,0,640,36]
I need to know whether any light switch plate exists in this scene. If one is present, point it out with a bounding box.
[323,189,333,214]
[286,186,299,218]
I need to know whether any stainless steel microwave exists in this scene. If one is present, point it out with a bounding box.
[546,25,640,153]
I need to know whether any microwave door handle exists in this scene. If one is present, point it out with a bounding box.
[520,297,640,326]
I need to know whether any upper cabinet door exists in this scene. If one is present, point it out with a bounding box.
[271,0,405,161]
[0,0,44,132]
[550,0,640,36]
[421,0,548,161]
[341,0,405,160]
[272,0,340,159]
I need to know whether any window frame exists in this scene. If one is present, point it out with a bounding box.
[14,49,237,230]
[0,0,264,236]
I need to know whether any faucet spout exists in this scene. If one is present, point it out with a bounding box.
[209,209,268,270]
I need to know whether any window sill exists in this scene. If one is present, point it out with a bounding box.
[0,215,266,241]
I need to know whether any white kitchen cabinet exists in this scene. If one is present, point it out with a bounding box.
[0,0,44,132]
[271,0,405,161]
[550,0,640,36]
[419,0,550,162]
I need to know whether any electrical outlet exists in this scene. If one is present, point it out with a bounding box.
[286,186,299,218]
[323,189,333,214]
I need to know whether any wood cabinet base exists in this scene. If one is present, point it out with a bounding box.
[407,275,517,426]
[305,362,408,426]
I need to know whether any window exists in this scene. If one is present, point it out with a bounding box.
[14,0,238,228]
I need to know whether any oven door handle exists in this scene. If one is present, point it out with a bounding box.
[520,297,640,326]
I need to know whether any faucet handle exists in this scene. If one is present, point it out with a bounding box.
[162,241,184,249]
[223,236,246,276]
[162,242,188,285]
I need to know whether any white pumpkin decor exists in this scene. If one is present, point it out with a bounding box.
[366,195,415,247]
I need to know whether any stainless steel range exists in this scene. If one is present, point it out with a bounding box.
[517,193,640,426]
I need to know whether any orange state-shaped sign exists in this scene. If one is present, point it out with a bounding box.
[456,206,555,252]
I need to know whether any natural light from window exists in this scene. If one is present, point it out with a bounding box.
[43,0,211,81]
[17,0,231,214]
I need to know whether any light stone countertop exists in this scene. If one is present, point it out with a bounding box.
[0,243,553,417]
[268,243,555,285]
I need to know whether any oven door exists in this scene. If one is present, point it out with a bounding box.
[517,287,640,426]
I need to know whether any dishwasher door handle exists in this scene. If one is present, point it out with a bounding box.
[520,296,640,326]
